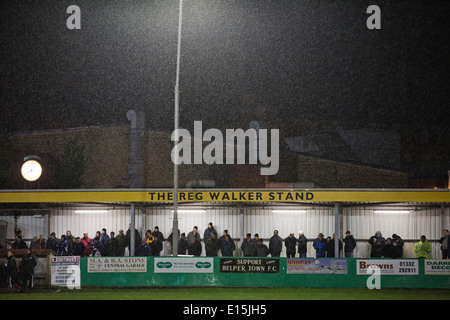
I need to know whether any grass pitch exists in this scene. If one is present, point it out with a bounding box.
[1,287,449,300]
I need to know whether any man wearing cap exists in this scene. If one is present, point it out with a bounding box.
[313,233,327,258]
[344,231,356,257]
[152,226,164,241]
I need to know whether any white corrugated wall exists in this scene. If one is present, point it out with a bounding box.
[49,206,131,240]
[0,213,48,241]
[1,204,448,258]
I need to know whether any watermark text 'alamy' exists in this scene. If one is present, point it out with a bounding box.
[171,121,279,175]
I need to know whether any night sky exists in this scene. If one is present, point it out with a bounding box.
[1,0,449,134]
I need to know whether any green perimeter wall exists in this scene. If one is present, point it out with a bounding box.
[79,257,450,289]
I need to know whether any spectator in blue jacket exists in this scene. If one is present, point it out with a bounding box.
[56,235,69,256]
[90,236,104,256]
[313,233,327,258]
[100,228,110,247]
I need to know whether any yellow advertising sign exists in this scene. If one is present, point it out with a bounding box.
[0,189,449,203]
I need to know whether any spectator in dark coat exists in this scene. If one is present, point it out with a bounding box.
[125,223,142,256]
[343,231,356,257]
[256,239,269,257]
[369,231,386,258]
[167,228,180,254]
[188,235,202,256]
[19,248,37,292]
[439,229,450,259]
[221,234,236,257]
[269,230,283,257]
[72,237,86,256]
[297,231,308,258]
[241,233,256,257]
[106,232,120,256]
[151,236,163,256]
[326,237,333,257]
[392,234,404,258]
[219,230,230,247]
[6,251,19,293]
[383,238,395,258]
[285,233,297,258]
[151,227,164,256]
[12,236,28,249]
[205,232,221,256]
[326,233,343,257]
[116,230,126,256]
[178,233,189,255]
[65,230,74,255]
[203,223,216,256]
[151,226,164,241]
[46,232,58,253]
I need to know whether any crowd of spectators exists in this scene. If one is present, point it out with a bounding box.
[2,226,448,294]
[4,224,450,260]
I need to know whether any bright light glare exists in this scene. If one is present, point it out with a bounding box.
[373,210,410,214]
[272,210,307,214]
[172,210,206,214]
[74,210,109,214]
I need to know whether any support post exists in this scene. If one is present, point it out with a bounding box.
[131,203,135,256]
[239,205,244,255]
[334,202,342,258]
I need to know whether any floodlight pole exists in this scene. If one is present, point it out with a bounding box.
[173,0,183,256]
